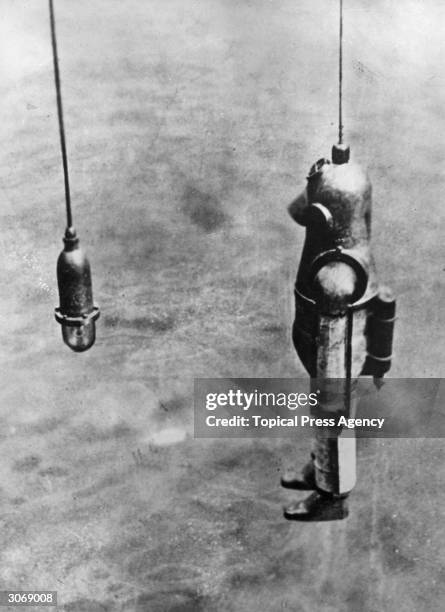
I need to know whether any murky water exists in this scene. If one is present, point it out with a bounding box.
[0,1,443,610]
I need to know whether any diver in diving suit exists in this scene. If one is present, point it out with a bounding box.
[282,143,395,521]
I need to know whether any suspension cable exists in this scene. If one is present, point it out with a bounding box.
[49,0,72,229]
[338,0,344,145]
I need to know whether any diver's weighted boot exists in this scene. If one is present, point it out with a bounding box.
[281,459,316,490]
[283,491,349,521]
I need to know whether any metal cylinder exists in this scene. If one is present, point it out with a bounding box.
[362,286,396,377]
[55,228,100,352]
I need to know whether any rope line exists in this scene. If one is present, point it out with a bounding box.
[338,0,344,145]
[49,0,72,229]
